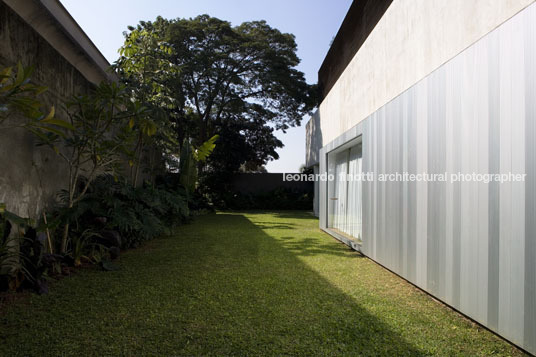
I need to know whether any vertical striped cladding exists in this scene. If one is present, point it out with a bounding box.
[322,3,536,353]
[524,3,536,352]
[319,146,328,230]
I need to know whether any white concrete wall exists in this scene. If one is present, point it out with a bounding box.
[310,0,535,150]
[313,165,319,217]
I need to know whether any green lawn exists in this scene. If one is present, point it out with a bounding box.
[0,212,525,356]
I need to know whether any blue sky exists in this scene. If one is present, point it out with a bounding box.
[60,0,352,172]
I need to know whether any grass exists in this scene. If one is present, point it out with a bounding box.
[0,211,526,356]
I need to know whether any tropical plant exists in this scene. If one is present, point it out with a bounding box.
[127,103,159,186]
[0,63,73,134]
[36,81,143,253]
[18,228,53,294]
[62,175,189,248]
[0,236,25,291]
[68,229,100,267]
[115,21,179,184]
[178,134,219,196]
[0,205,42,292]
[0,210,22,291]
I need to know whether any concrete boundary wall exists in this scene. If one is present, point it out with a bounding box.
[0,0,112,218]
[231,173,313,195]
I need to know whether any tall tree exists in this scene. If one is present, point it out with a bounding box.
[116,15,317,179]
[115,19,179,183]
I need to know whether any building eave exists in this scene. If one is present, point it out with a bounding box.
[3,0,117,85]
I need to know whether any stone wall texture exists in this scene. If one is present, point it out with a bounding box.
[0,2,96,218]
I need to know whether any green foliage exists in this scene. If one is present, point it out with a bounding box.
[177,134,218,196]
[193,134,219,162]
[125,97,164,186]
[177,135,219,196]
[0,213,22,290]
[116,16,317,187]
[163,15,317,131]
[0,63,73,133]
[68,229,100,267]
[178,140,197,195]
[0,236,26,291]
[66,175,189,248]
[115,20,180,183]
[38,81,134,196]
[0,208,42,292]
[36,81,146,252]
[200,119,282,194]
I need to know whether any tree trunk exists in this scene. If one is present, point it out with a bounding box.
[61,223,69,254]
[133,136,144,187]
[60,200,74,254]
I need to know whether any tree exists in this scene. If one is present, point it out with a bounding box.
[116,15,317,179]
[114,22,178,186]
[38,82,140,253]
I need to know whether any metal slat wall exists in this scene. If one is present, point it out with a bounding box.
[320,3,536,353]
[523,4,536,352]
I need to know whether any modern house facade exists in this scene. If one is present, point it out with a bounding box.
[305,0,536,353]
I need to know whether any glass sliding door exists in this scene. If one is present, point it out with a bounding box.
[327,141,363,243]
[346,144,362,241]
[333,149,349,231]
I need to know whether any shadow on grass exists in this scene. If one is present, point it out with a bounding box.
[0,212,425,356]
[277,236,361,258]
[171,213,425,355]
[229,210,315,220]
[271,210,316,220]
[249,222,296,230]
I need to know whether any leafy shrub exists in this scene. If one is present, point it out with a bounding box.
[156,173,214,213]
[0,215,23,291]
[60,175,190,249]
[0,209,59,294]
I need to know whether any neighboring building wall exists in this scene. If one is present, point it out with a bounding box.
[314,2,536,353]
[0,0,111,218]
[307,0,535,158]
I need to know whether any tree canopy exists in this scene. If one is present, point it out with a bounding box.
[115,15,317,176]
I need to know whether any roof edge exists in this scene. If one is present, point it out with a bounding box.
[318,0,393,102]
[3,0,116,84]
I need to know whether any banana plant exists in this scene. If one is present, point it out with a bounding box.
[193,134,219,162]
[179,135,219,196]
